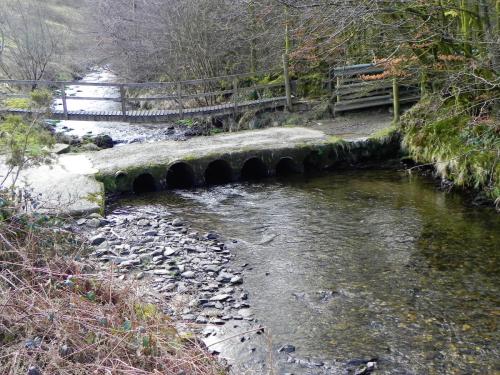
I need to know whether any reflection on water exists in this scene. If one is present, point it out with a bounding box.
[113,170,499,374]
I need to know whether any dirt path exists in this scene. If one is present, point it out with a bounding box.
[307,108,393,140]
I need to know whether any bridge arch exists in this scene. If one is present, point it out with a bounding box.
[275,157,301,177]
[241,157,268,181]
[166,162,196,189]
[205,160,233,185]
[133,173,156,194]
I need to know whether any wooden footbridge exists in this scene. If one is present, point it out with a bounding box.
[0,63,419,123]
[0,70,292,123]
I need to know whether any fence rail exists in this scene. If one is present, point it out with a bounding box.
[1,62,422,122]
[0,69,291,122]
[327,63,421,117]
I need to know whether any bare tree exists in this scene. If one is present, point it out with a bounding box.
[0,0,61,80]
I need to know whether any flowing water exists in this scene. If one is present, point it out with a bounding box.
[112,170,499,374]
[51,69,183,144]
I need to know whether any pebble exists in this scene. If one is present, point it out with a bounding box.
[278,344,296,354]
[86,218,102,228]
[210,294,231,302]
[90,235,106,246]
[28,367,42,375]
[181,271,195,278]
[230,275,243,284]
[172,218,184,227]
[196,316,208,324]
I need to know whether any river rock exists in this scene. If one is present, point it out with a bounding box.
[90,235,106,246]
[153,269,170,276]
[86,218,102,228]
[210,294,231,302]
[196,316,208,324]
[181,271,195,279]
[278,344,296,354]
[205,232,219,240]
[92,134,114,149]
[28,366,42,375]
[76,218,87,226]
[204,264,220,272]
[51,143,71,155]
[216,272,234,283]
[182,314,196,321]
[172,218,185,227]
[137,219,150,227]
[230,275,243,284]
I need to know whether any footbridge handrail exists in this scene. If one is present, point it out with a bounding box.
[0,68,291,122]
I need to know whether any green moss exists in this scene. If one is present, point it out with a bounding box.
[3,98,30,110]
[327,136,344,144]
[176,118,195,127]
[369,125,398,141]
[95,173,117,193]
[210,128,223,135]
[401,96,499,202]
[85,191,105,216]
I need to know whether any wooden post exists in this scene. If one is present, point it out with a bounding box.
[60,83,68,119]
[232,78,238,116]
[177,82,183,119]
[393,78,400,123]
[336,76,342,103]
[282,53,293,112]
[120,84,127,121]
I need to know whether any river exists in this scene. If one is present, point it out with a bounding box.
[63,69,498,374]
[110,170,499,374]
[51,69,185,144]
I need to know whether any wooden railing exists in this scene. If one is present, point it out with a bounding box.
[326,63,421,119]
[1,62,421,122]
[0,69,292,121]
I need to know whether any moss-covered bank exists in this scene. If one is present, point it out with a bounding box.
[400,96,499,206]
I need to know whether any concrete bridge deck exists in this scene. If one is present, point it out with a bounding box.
[0,127,398,216]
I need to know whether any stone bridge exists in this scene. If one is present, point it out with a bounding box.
[0,127,399,215]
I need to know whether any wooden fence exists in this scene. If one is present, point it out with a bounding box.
[0,69,293,122]
[327,63,421,117]
[1,61,421,122]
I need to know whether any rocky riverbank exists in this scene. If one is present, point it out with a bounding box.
[76,207,379,375]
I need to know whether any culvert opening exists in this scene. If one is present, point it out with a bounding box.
[166,162,195,189]
[205,160,233,185]
[241,157,268,181]
[133,173,156,194]
[276,157,301,177]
